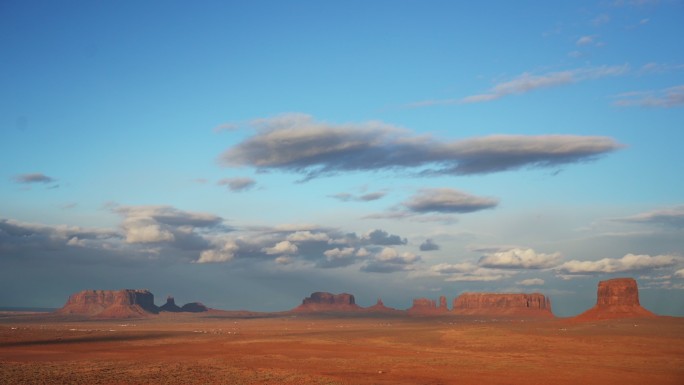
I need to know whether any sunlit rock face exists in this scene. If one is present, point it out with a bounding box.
[574,278,656,321]
[56,289,159,318]
[407,296,449,315]
[452,293,554,317]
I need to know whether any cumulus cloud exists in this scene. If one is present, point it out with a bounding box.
[123,221,175,243]
[13,173,56,184]
[217,177,256,192]
[195,225,409,270]
[419,239,440,251]
[403,188,498,214]
[431,262,477,274]
[675,269,684,278]
[478,248,563,269]
[196,240,239,263]
[263,240,298,255]
[616,205,684,228]
[286,231,331,242]
[613,85,684,108]
[113,205,223,249]
[319,247,368,268]
[517,278,545,286]
[114,205,222,228]
[219,114,622,180]
[361,247,421,273]
[427,262,512,282]
[557,253,677,274]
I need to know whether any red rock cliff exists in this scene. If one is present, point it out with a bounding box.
[407,296,449,315]
[159,296,183,312]
[596,277,641,306]
[56,289,159,318]
[363,298,401,314]
[452,293,553,317]
[293,292,361,312]
[574,277,656,321]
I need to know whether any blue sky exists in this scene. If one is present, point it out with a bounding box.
[1,0,683,316]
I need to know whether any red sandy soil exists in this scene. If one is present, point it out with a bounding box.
[1,311,683,385]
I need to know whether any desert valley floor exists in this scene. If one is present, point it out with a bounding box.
[1,312,683,385]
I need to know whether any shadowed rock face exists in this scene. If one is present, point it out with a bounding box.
[159,296,183,312]
[56,289,159,318]
[181,302,209,313]
[574,277,656,321]
[362,298,401,314]
[293,292,361,312]
[452,293,553,317]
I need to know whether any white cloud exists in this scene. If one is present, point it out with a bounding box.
[323,247,356,259]
[360,247,421,273]
[557,253,677,274]
[431,262,477,274]
[196,240,239,263]
[263,240,298,255]
[122,220,175,244]
[675,269,684,278]
[478,248,563,269]
[376,248,419,263]
[517,278,545,286]
[286,231,330,242]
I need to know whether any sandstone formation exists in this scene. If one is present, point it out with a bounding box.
[181,302,209,313]
[363,298,401,314]
[293,292,361,312]
[452,293,553,317]
[407,296,449,315]
[56,289,159,318]
[573,277,656,321]
[159,296,183,312]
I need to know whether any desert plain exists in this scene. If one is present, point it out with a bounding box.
[1,310,683,385]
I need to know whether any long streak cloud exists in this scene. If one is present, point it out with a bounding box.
[219,114,623,180]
